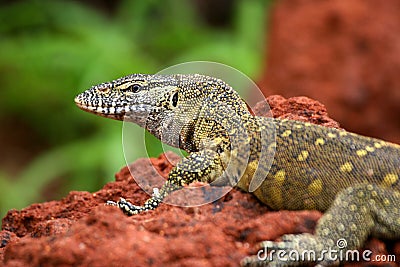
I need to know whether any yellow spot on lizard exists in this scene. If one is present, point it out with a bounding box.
[281,130,292,138]
[374,142,382,149]
[274,170,286,186]
[297,150,309,161]
[315,138,325,146]
[356,149,367,157]
[382,173,398,186]
[340,162,353,172]
[365,146,375,152]
[349,204,357,211]
[327,132,337,138]
[383,198,390,206]
[308,179,323,196]
[379,140,387,147]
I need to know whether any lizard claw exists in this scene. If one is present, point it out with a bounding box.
[109,198,140,215]
[105,197,130,207]
[104,187,169,215]
[105,196,159,215]
[105,200,119,206]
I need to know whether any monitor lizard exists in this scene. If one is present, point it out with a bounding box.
[75,73,400,266]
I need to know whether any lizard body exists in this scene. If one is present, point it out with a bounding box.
[75,74,400,266]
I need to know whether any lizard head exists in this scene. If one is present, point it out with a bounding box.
[75,73,160,124]
[75,73,250,149]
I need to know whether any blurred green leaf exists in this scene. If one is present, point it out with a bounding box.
[0,0,271,223]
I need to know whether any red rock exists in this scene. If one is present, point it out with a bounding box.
[259,0,400,144]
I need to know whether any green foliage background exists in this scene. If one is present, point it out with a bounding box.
[0,0,272,221]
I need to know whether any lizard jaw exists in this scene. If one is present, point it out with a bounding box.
[74,96,152,123]
[74,96,127,121]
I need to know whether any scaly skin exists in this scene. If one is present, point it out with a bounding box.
[75,74,400,266]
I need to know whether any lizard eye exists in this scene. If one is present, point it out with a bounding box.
[128,84,142,93]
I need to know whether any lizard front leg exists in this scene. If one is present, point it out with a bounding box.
[107,149,225,215]
[242,184,400,266]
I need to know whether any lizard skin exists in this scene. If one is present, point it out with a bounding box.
[75,74,400,266]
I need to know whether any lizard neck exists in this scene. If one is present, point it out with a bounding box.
[142,78,255,152]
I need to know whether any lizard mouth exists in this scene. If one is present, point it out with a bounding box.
[74,96,152,122]
[74,97,127,120]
